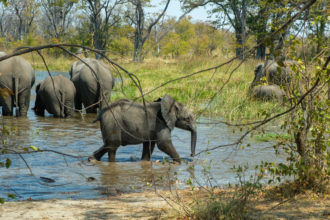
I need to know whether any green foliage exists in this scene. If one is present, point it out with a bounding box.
[259,44,329,190]
[253,132,293,142]
[163,32,191,57]
[174,18,195,41]
[110,37,133,57]
[161,19,224,57]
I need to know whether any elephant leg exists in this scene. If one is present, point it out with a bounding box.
[141,141,155,161]
[64,100,75,117]
[83,91,98,113]
[92,145,108,161]
[83,97,97,113]
[107,147,118,162]
[86,106,97,114]
[92,144,118,162]
[157,140,181,163]
[99,91,110,111]
[1,95,13,116]
[18,89,30,116]
[75,95,82,112]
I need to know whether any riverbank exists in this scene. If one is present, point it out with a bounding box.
[1,187,328,219]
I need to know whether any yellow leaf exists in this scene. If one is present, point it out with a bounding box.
[30,146,39,151]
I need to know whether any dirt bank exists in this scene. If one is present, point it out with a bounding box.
[0,188,329,219]
[0,191,170,220]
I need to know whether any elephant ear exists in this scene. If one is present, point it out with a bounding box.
[161,95,177,130]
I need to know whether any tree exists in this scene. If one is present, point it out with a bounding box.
[0,3,11,38]
[7,0,39,40]
[306,0,329,55]
[246,0,268,59]
[40,0,77,40]
[126,0,170,62]
[210,0,248,59]
[83,0,125,59]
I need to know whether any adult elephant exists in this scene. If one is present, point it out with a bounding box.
[250,85,286,103]
[33,75,76,117]
[249,60,294,92]
[90,95,197,163]
[69,58,114,113]
[0,52,35,116]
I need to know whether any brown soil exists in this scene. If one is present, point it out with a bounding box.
[0,188,329,220]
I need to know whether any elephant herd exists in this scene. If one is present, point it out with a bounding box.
[0,52,292,163]
[0,53,196,163]
[34,58,115,117]
[248,59,295,102]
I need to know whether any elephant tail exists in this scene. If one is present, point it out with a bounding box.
[14,77,19,116]
[92,114,100,123]
[93,109,105,123]
[60,91,65,117]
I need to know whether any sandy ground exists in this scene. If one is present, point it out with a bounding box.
[0,189,329,220]
[251,192,330,219]
[0,191,170,220]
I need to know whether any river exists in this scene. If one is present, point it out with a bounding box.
[0,71,285,201]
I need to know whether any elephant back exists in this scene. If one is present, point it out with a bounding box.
[250,85,285,102]
[76,59,113,92]
[0,55,34,89]
[264,60,291,87]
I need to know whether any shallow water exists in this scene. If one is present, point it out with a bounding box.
[0,71,285,201]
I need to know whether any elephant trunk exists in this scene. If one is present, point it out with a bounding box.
[190,125,197,157]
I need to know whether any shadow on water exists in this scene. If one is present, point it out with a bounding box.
[0,71,286,201]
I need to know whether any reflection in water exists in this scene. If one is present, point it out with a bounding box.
[0,71,286,201]
[2,117,32,150]
[97,161,178,195]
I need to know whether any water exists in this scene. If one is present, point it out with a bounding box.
[0,71,285,201]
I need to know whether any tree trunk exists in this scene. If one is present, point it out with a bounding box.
[92,0,104,59]
[18,18,23,40]
[133,0,144,62]
[256,43,266,60]
[235,36,243,59]
[316,19,325,54]
[133,36,143,62]
[232,0,247,60]
[235,29,246,59]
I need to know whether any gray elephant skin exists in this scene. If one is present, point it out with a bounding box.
[34,75,76,117]
[250,85,285,102]
[91,95,197,163]
[69,58,114,113]
[0,52,35,116]
[250,60,294,91]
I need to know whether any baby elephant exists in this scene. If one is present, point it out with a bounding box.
[90,95,197,163]
[34,75,76,117]
[250,85,286,103]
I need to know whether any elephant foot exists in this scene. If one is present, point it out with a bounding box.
[88,155,99,162]
[172,158,181,164]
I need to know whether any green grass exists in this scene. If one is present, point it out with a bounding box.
[110,56,285,121]
[23,53,74,72]
[22,52,283,122]
[252,132,293,142]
